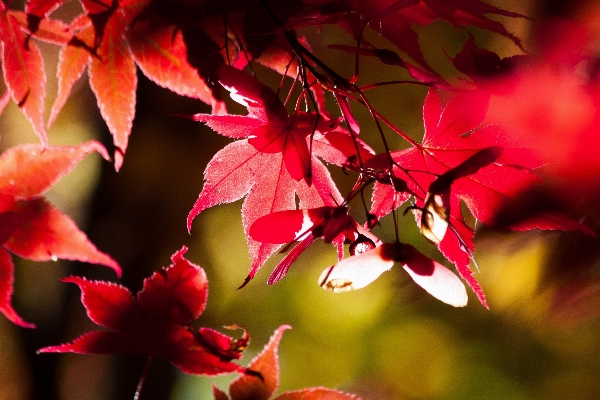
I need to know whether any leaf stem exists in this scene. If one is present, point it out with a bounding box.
[359,80,433,91]
[133,356,155,400]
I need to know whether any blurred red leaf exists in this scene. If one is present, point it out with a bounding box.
[5,198,120,270]
[344,0,525,69]
[485,21,600,210]
[0,142,119,328]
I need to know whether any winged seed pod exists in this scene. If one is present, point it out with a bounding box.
[319,243,468,307]
[420,146,503,244]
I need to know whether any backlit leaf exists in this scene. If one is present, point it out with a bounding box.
[0,9,48,145]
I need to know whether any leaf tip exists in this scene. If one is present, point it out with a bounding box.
[62,275,86,285]
[1,305,36,328]
[111,262,123,278]
[186,212,196,234]
[114,150,124,171]
[83,141,110,161]
[172,246,189,261]
[237,275,252,289]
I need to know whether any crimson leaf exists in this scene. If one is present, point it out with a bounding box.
[0,142,120,328]
[39,247,248,377]
[188,66,374,284]
[370,88,586,307]
[216,325,359,400]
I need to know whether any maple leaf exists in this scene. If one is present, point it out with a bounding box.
[125,18,226,113]
[0,141,120,328]
[188,66,373,285]
[0,3,49,145]
[213,325,360,400]
[0,2,71,144]
[369,88,567,307]
[61,10,136,171]
[450,34,523,88]
[39,247,250,387]
[418,146,503,244]
[48,1,229,169]
[249,205,382,285]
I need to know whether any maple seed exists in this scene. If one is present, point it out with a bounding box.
[320,243,468,307]
[349,234,377,256]
[249,206,383,286]
[319,244,395,292]
[420,146,503,244]
[421,191,450,244]
[319,265,347,290]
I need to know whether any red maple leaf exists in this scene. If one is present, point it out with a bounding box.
[370,88,591,307]
[0,1,73,145]
[0,141,120,328]
[213,325,359,400]
[450,33,523,88]
[39,247,250,387]
[188,65,373,285]
[248,205,382,285]
[48,0,230,170]
[0,3,62,145]
[48,6,136,170]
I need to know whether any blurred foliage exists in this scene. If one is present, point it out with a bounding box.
[1,0,600,399]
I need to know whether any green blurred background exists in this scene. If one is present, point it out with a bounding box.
[1,0,600,399]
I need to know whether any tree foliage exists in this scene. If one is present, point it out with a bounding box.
[1,0,599,398]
